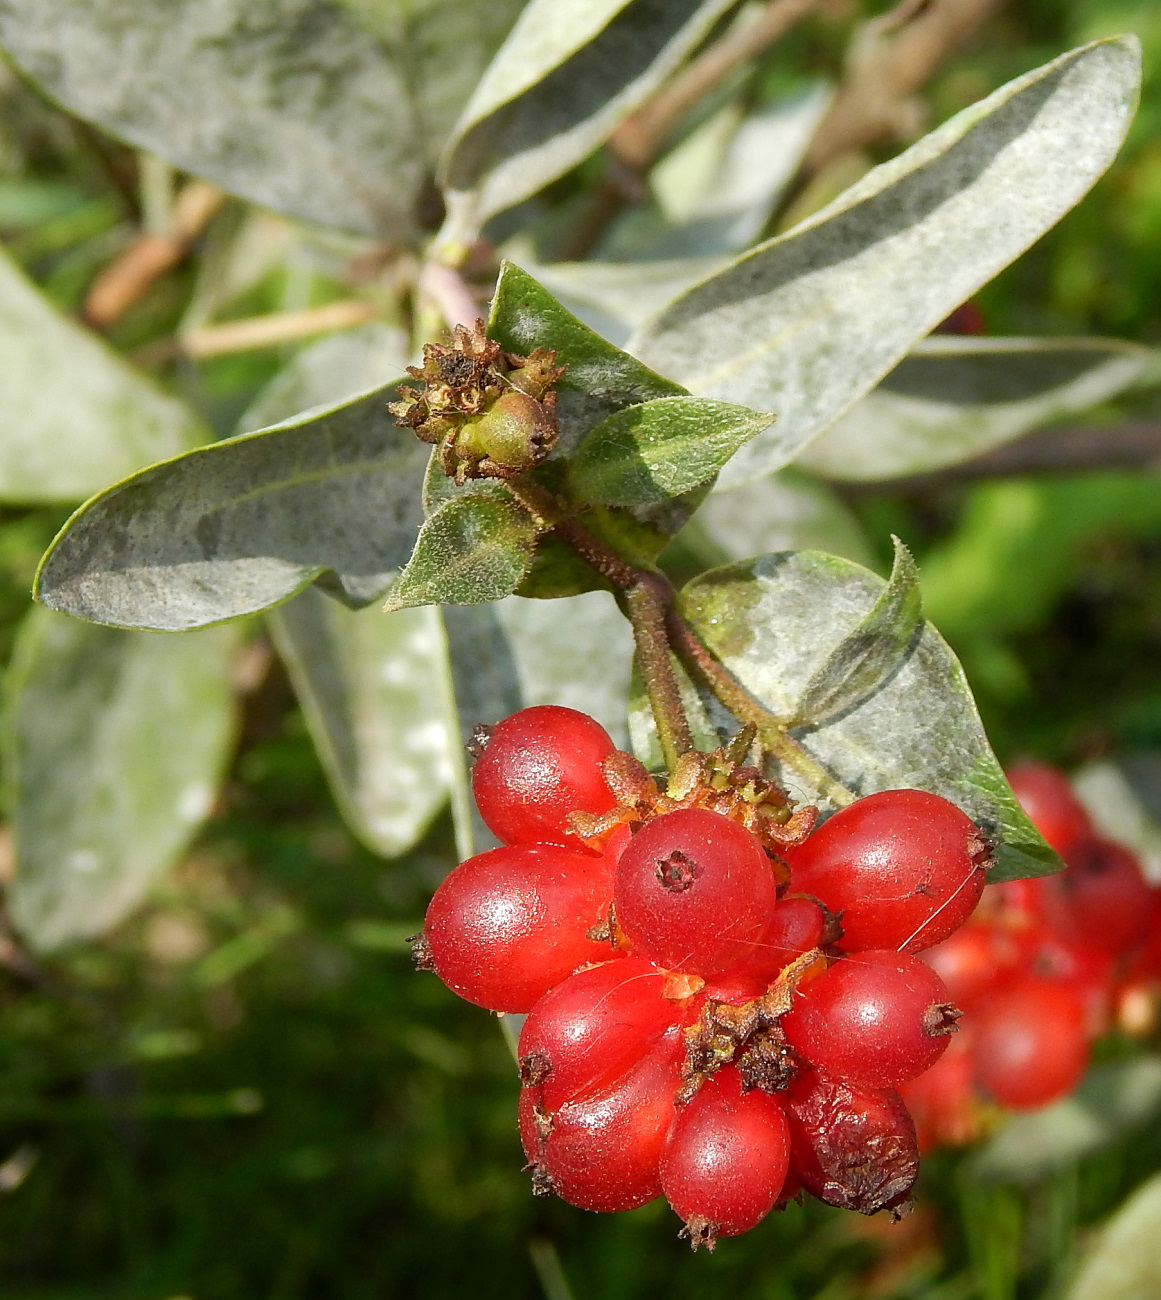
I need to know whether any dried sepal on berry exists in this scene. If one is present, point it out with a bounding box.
[389,319,566,484]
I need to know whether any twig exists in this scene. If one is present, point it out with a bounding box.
[611,0,822,169]
[83,179,226,328]
[179,299,379,359]
[833,421,1161,495]
[555,0,819,260]
[801,0,1006,177]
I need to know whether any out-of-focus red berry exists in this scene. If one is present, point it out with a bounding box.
[660,1066,790,1242]
[783,951,959,1088]
[922,923,1027,1010]
[423,844,616,1012]
[1007,760,1093,856]
[899,1040,980,1153]
[971,977,1088,1109]
[784,1069,919,1215]
[1041,837,1153,957]
[615,808,778,978]
[471,705,617,845]
[782,790,988,953]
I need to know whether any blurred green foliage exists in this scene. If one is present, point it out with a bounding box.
[0,2,1158,1297]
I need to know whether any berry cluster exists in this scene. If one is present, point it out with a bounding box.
[903,760,1159,1151]
[415,706,994,1247]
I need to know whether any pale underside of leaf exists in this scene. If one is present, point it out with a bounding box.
[5,608,239,952]
[269,592,453,858]
[1063,1161,1161,1300]
[629,37,1142,489]
[0,0,524,237]
[791,537,921,725]
[675,550,1058,880]
[35,383,427,631]
[441,0,736,233]
[797,335,1160,481]
[381,496,541,615]
[568,396,774,506]
[0,246,205,502]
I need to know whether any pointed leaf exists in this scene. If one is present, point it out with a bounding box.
[797,336,1160,482]
[673,550,1058,880]
[0,0,525,237]
[0,246,205,502]
[269,591,453,858]
[568,396,773,506]
[4,608,238,951]
[791,538,922,726]
[382,496,541,614]
[35,383,428,631]
[441,0,735,234]
[629,38,1142,489]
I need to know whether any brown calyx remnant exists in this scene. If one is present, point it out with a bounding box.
[967,828,997,872]
[922,1002,963,1038]
[567,725,817,864]
[679,1215,719,1252]
[466,722,493,760]
[656,849,701,892]
[408,932,434,972]
[678,948,826,1105]
[518,1051,551,1087]
[389,319,567,484]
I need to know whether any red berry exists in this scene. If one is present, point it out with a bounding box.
[518,958,691,1112]
[660,1066,790,1245]
[471,705,617,845]
[783,790,988,953]
[423,844,616,1012]
[922,922,1028,1010]
[1026,929,1113,1036]
[1007,760,1092,856]
[1042,837,1152,957]
[521,1030,683,1212]
[784,1069,919,1215]
[705,897,827,1003]
[614,808,778,978]
[898,1041,979,1152]
[971,977,1088,1109]
[783,951,960,1088]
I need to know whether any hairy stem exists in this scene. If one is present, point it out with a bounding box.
[504,475,853,800]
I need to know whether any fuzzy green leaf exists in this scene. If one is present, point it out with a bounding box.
[630,38,1142,489]
[791,538,922,725]
[568,397,774,507]
[35,383,428,631]
[382,497,542,615]
[674,550,1059,881]
[0,0,524,237]
[4,608,238,952]
[440,0,735,235]
[0,246,205,502]
[798,336,1160,481]
[269,592,453,858]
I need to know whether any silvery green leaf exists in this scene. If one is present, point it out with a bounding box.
[238,324,409,434]
[502,249,725,348]
[381,497,542,615]
[971,1057,1161,1188]
[675,550,1058,880]
[440,0,736,236]
[35,383,427,631]
[0,0,524,237]
[568,396,773,506]
[269,591,452,857]
[791,538,921,726]
[0,245,205,503]
[4,608,238,951]
[607,81,832,262]
[1064,1166,1161,1300]
[629,38,1142,489]
[797,336,1160,482]
[691,467,874,568]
